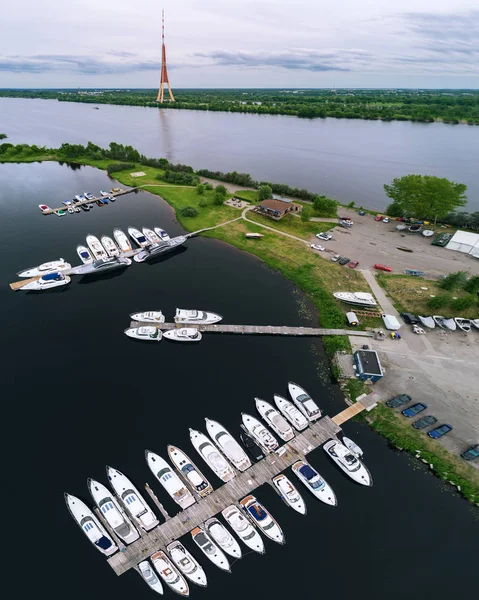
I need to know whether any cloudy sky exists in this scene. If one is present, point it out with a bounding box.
[1,0,478,88]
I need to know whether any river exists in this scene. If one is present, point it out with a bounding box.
[0,161,477,600]
[1,97,478,212]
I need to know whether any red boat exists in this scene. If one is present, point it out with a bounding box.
[38,204,50,212]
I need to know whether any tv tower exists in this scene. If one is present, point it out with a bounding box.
[157,9,175,103]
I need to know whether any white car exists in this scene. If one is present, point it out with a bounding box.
[310,244,325,251]
[331,254,341,262]
[316,232,332,241]
[382,217,390,223]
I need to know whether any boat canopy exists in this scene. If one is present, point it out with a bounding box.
[42,272,62,281]
[95,536,113,550]
[248,504,267,520]
[299,464,317,480]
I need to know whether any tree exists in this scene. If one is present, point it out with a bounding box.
[196,184,205,195]
[214,192,225,205]
[384,175,467,225]
[258,184,273,202]
[180,206,198,217]
[301,207,312,221]
[313,195,338,217]
[204,183,213,191]
[215,184,228,197]
[0,133,8,140]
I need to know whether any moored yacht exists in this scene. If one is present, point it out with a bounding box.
[323,439,372,486]
[205,517,242,559]
[128,226,150,247]
[255,398,294,441]
[191,526,231,572]
[288,382,321,422]
[272,474,307,515]
[292,460,337,506]
[86,234,107,260]
[205,418,251,471]
[77,245,93,265]
[145,450,196,510]
[167,445,213,498]
[64,493,117,556]
[154,227,170,241]
[163,328,202,343]
[333,292,377,307]
[342,436,363,457]
[241,413,279,453]
[418,315,435,329]
[240,495,285,544]
[138,560,164,595]
[124,326,162,342]
[273,394,309,431]
[133,236,187,262]
[73,256,131,275]
[17,258,71,278]
[189,429,236,482]
[221,505,265,554]
[167,541,207,588]
[455,317,471,332]
[151,550,189,596]
[100,235,120,257]
[143,227,162,244]
[174,308,223,325]
[130,311,165,323]
[20,272,71,291]
[113,228,132,253]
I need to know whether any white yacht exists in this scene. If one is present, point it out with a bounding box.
[292,460,337,506]
[145,450,196,510]
[221,505,265,554]
[143,227,162,244]
[167,541,207,588]
[205,517,242,559]
[74,195,84,202]
[273,395,309,431]
[418,315,435,329]
[272,474,307,515]
[133,236,187,262]
[106,466,159,530]
[455,318,471,332]
[138,560,164,595]
[17,258,71,278]
[100,236,120,257]
[333,292,377,307]
[167,445,213,498]
[154,227,170,241]
[113,228,133,253]
[20,272,71,291]
[342,436,363,458]
[86,234,108,260]
[100,190,110,197]
[64,493,117,556]
[124,326,162,342]
[240,495,285,544]
[163,328,202,343]
[191,526,231,572]
[241,413,279,453]
[255,398,294,441]
[130,311,165,323]
[151,550,189,596]
[189,429,236,482]
[77,245,93,265]
[323,439,372,486]
[73,256,131,275]
[288,382,322,422]
[174,309,223,325]
[128,226,150,247]
[84,192,95,201]
[87,478,139,544]
[205,418,251,471]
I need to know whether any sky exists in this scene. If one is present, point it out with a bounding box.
[1,0,478,89]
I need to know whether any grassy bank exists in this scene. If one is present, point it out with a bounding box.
[247,211,334,240]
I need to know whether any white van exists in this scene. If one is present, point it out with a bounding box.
[381,313,401,331]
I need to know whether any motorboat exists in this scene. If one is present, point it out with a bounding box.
[163,328,202,342]
[130,311,165,323]
[221,505,265,554]
[471,319,479,331]
[143,227,162,244]
[101,235,120,257]
[84,192,95,201]
[254,398,294,441]
[240,431,264,461]
[240,495,285,544]
[20,272,71,291]
[54,209,67,217]
[174,308,223,325]
[433,315,447,330]
[73,256,131,275]
[154,227,170,241]
[96,198,106,207]
[167,445,213,498]
[100,190,110,197]
[63,200,72,206]
[128,226,150,247]
[323,439,372,486]
[80,203,91,212]
[145,450,196,510]
[443,317,457,331]
[191,526,231,572]
[74,195,84,202]
[113,228,132,253]
[418,315,435,329]
[189,429,235,482]
[138,560,164,595]
[333,292,377,307]
[205,418,251,471]
[205,517,242,559]
[86,234,108,260]
[455,318,471,332]
[133,236,187,262]
[241,413,278,453]
[292,460,337,506]
[288,382,321,422]
[67,205,75,214]
[107,195,115,202]
[124,326,162,342]
[151,550,189,596]
[73,205,81,213]
[87,478,139,544]
[39,204,50,212]
[422,230,434,237]
[272,474,307,515]
[17,258,71,278]
[342,436,364,458]
[273,395,309,431]
[167,541,207,588]
[409,224,422,233]
[101,196,109,204]
[106,466,159,531]
[64,493,117,556]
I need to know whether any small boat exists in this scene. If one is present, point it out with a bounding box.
[245,233,264,239]
[167,445,213,498]
[80,203,91,212]
[143,227,162,244]
[189,429,235,482]
[205,517,242,559]
[333,292,377,307]
[86,234,108,260]
[288,381,321,422]
[96,198,106,207]
[100,190,110,197]
[241,413,278,453]
[163,328,202,342]
[73,205,80,213]
[77,245,93,265]
[67,206,75,214]
[418,315,435,329]
[205,418,251,471]
[73,256,131,275]
[113,228,132,253]
[323,439,372,486]
[191,526,231,572]
[255,398,294,441]
[17,258,71,278]
[167,541,207,588]
[151,551,189,596]
[130,311,165,323]
[55,209,67,217]
[106,466,159,531]
[433,315,447,330]
[455,318,471,332]
[124,326,162,342]
[74,195,84,202]
[471,319,479,331]
[101,235,120,257]
[174,308,223,325]
[272,474,307,515]
[222,505,265,554]
[138,560,164,595]
[240,495,285,544]
[443,317,457,331]
[422,230,434,237]
[107,195,115,202]
[273,394,309,431]
[342,436,363,458]
[154,227,170,241]
[38,204,50,212]
[87,478,139,544]
[409,224,422,233]
[101,196,109,204]
[84,192,95,200]
[64,493,117,556]
[128,226,150,247]
[133,236,187,262]
[63,200,72,207]
[21,272,71,291]
[145,450,196,510]
[240,431,264,461]
[292,460,337,506]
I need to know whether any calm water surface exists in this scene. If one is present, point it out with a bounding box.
[1,97,478,211]
[0,162,477,600]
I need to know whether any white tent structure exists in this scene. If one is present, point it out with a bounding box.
[446,230,479,257]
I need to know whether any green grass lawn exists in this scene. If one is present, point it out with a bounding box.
[247,212,334,240]
[234,189,258,202]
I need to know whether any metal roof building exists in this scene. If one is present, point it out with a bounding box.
[446,230,479,257]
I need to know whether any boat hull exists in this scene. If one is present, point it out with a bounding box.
[167,541,208,587]
[189,429,235,482]
[124,327,162,342]
[274,395,309,431]
[323,440,372,487]
[167,445,213,498]
[138,560,164,595]
[191,527,231,572]
[272,474,307,515]
[174,308,222,325]
[146,450,196,510]
[21,275,71,291]
[163,329,202,342]
[288,381,321,422]
[17,259,71,278]
[130,311,165,323]
[113,228,132,252]
[418,315,435,329]
[205,418,251,471]
[241,413,279,453]
[255,398,294,441]
[88,479,139,544]
[205,517,242,559]
[222,505,265,554]
[101,236,120,257]
[240,495,285,545]
[292,461,337,506]
[86,234,107,260]
[152,551,189,596]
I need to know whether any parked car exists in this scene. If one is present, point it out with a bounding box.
[331,254,341,262]
[374,263,392,272]
[386,394,412,408]
[310,244,325,251]
[412,415,437,430]
[428,424,453,439]
[316,232,332,241]
[339,216,353,221]
[358,211,365,216]
[374,215,382,221]
[338,257,351,265]
[402,403,427,417]
[382,217,390,223]
[400,312,421,325]
[460,444,479,461]
[348,260,359,269]
[339,220,352,228]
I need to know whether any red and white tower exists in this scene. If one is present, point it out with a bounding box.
[157,9,175,103]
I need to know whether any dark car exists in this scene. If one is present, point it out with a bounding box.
[386,394,412,408]
[460,444,479,461]
[428,424,453,439]
[240,431,264,461]
[402,403,427,417]
[412,415,437,430]
[338,257,350,266]
[400,312,421,325]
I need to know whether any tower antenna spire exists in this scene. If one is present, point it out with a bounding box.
[157,8,175,103]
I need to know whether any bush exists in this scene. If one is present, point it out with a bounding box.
[196,184,205,195]
[347,201,355,208]
[159,171,200,185]
[427,295,449,309]
[204,183,213,191]
[463,275,479,294]
[313,195,338,217]
[106,162,135,174]
[439,271,468,291]
[198,198,208,208]
[214,192,225,205]
[301,207,312,221]
[450,296,475,311]
[180,206,198,217]
[215,184,228,197]
[258,184,273,202]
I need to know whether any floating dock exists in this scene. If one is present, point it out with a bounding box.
[42,189,131,215]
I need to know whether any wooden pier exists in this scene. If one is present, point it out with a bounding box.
[42,188,132,215]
